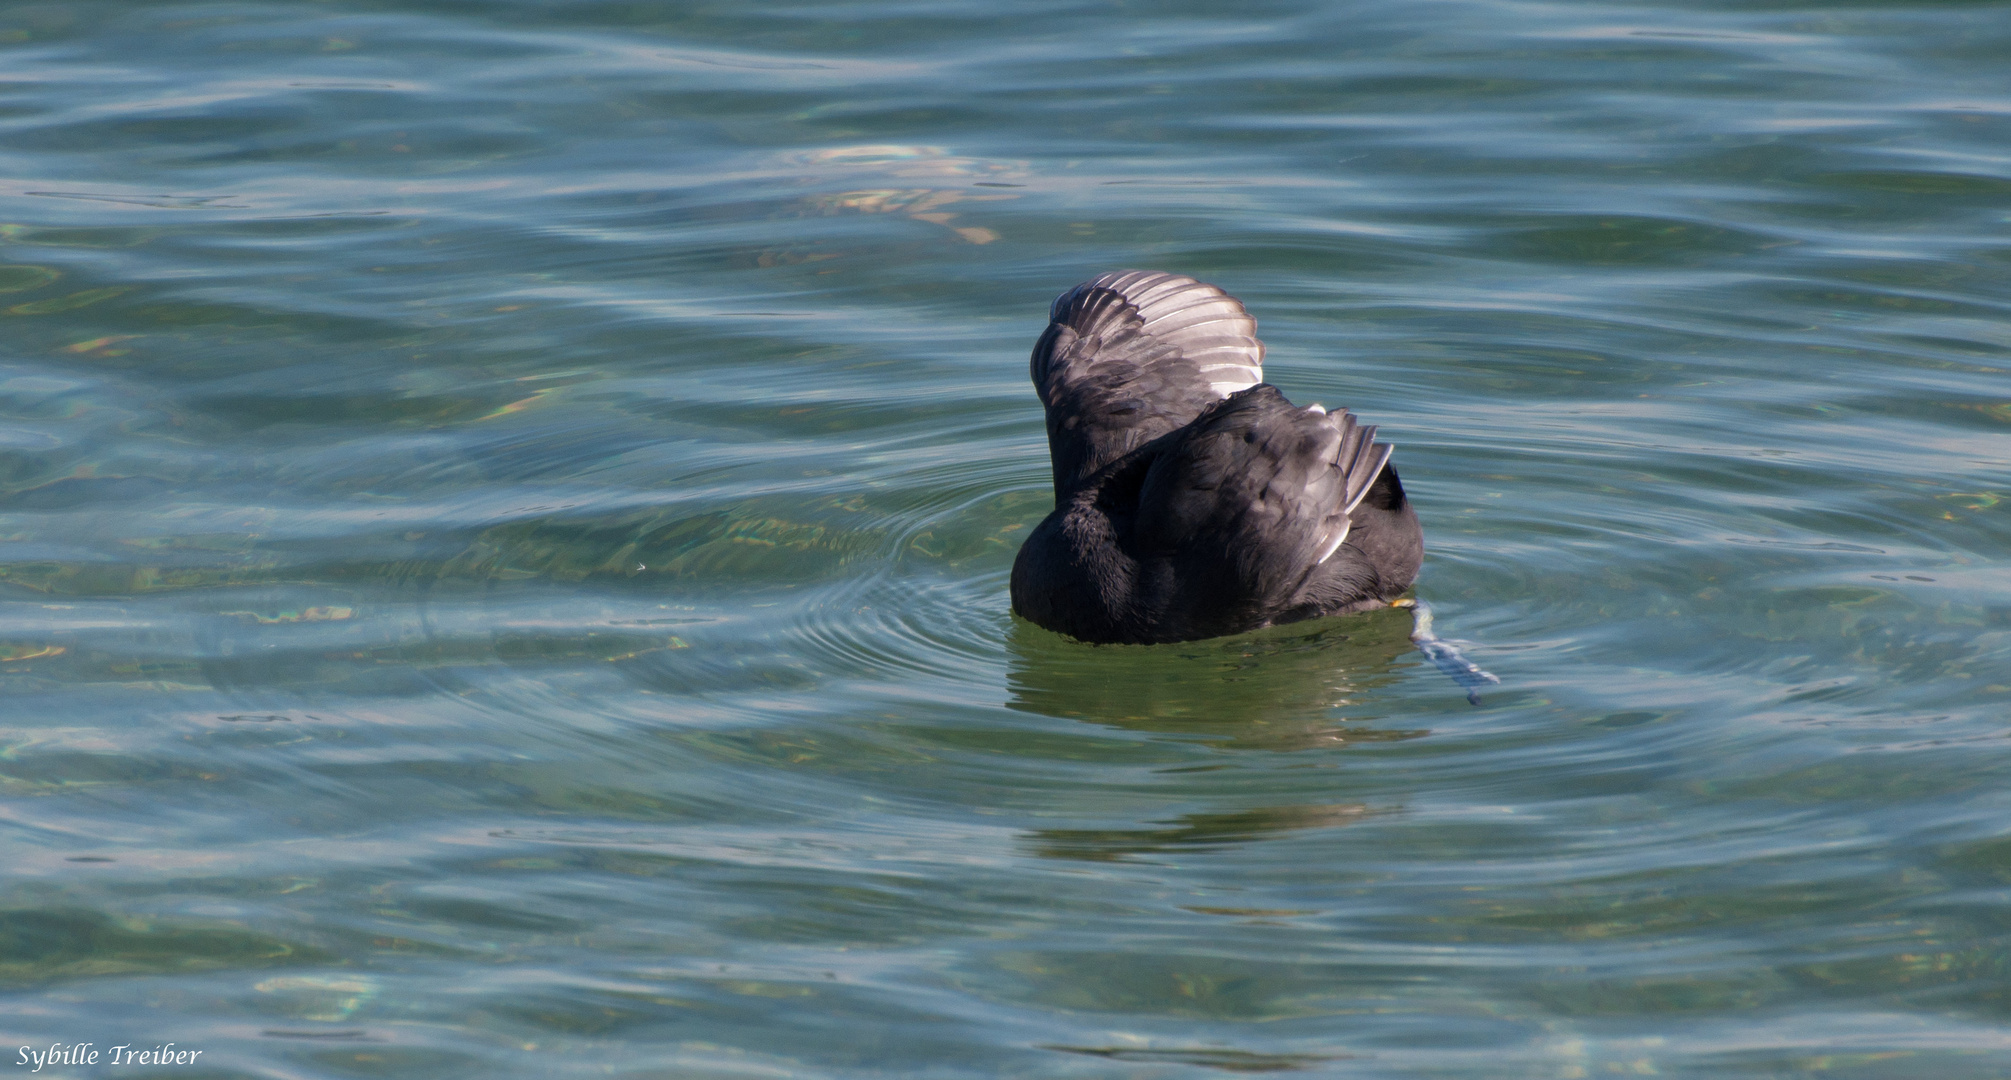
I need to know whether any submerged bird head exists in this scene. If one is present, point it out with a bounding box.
[1391,597,1434,638]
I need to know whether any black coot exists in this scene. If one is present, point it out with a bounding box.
[1010,271,1423,644]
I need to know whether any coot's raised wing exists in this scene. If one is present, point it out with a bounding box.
[1031,271,1265,494]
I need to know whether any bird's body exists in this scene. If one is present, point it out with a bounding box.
[1010,271,1422,644]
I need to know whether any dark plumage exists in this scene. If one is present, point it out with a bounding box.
[1010,271,1423,644]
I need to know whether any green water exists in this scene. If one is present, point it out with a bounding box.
[3,0,2009,1076]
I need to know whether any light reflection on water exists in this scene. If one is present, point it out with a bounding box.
[2,0,2010,1075]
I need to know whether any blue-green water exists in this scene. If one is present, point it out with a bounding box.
[3,0,2010,1076]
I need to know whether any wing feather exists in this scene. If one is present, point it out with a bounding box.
[1031,271,1265,493]
[1132,388,1396,616]
[1304,408,1395,565]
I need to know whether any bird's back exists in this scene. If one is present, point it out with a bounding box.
[1012,272,1421,644]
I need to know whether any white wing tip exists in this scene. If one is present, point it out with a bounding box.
[1314,519,1351,564]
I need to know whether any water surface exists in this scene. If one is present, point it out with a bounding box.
[3,0,2010,1076]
